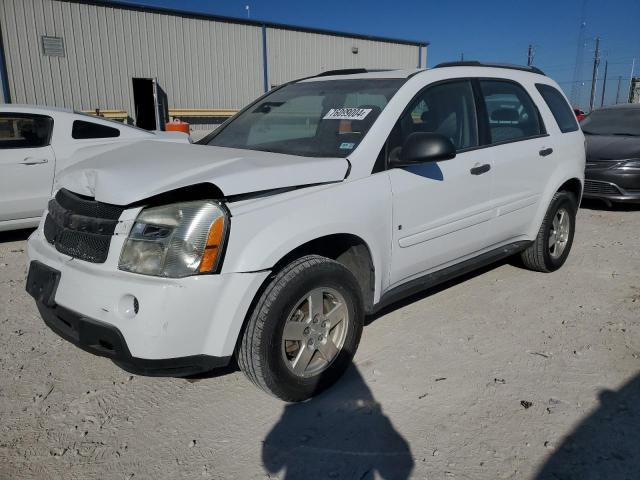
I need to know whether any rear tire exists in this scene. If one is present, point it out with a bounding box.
[237,255,364,401]
[520,191,577,272]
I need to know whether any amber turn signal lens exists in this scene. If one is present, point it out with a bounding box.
[199,216,225,273]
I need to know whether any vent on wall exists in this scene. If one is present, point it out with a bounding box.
[41,36,65,57]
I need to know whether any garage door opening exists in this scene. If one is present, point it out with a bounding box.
[132,77,168,130]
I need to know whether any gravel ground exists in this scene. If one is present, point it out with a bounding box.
[0,203,638,480]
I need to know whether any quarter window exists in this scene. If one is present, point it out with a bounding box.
[0,114,53,149]
[72,120,120,139]
[535,84,579,133]
[387,80,478,163]
[479,80,544,144]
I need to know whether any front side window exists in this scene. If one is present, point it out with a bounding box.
[0,114,53,149]
[535,84,579,133]
[205,79,405,158]
[386,80,478,163]
[72,120,120,139]
[580,108,640,137]
[480,80,544,144]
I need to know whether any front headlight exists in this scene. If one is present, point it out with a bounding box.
[118,201,228,278]
[616,159,640,170]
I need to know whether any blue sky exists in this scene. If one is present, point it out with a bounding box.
[119,0,639,109]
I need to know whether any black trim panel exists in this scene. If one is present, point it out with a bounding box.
[373,241,531,313]
[35,302,230,377]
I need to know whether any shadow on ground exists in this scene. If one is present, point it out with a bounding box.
[580,198,640,212]
[0,228,34,244]
[535,373,640,480]
[262,366,414,479]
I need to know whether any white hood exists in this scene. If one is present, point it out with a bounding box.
[55,141,349,205]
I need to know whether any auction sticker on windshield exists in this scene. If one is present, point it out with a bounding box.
[323,108,372,121]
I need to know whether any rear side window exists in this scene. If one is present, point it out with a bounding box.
[479,80,544,144]
[535,84,579,133]
[0,114,53,149]
[72,120,120,139]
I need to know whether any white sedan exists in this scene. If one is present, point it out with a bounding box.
[0,105,189,232]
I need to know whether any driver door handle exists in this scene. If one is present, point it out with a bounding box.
[539,148,553,157]
[21,157,49,165]
[470,163,491,175]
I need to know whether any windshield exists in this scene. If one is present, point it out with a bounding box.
[203,79,405,157]
[581,108,640,136]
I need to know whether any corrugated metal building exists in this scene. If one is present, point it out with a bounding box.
[0,0,428,130]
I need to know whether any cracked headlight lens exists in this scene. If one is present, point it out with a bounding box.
[118,201,228,278]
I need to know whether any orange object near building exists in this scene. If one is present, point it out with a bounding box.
[166,119,190,134]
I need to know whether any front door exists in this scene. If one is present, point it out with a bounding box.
[387,80,495,287]
[0,113,56,222]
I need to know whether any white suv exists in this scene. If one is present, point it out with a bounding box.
[26,63,585,401]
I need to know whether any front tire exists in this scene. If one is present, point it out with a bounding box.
[520,191,577,272]
[237,255,364,401]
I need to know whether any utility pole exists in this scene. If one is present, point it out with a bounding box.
[460,52,464,61]
[589,36,600,112]
[615,75,622,104]
[527,44,534,66]
[628,58,636,103]
[600,59,608,107]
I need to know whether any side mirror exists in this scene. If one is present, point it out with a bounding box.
[391,132,456,167]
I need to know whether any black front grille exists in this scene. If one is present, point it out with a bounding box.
[583,180,622,196]
[43,189,125,263]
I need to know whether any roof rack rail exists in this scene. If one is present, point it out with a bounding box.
[433,61,545,76]
[316,68,369,77]
[314,68,394,77]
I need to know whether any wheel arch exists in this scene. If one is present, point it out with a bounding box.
[557,177,583,203]
[269,233,376,312]
[527,175,583,239]
[231,233,377,358]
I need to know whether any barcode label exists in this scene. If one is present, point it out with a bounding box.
[323,108,372,121]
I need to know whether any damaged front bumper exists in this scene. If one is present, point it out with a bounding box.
[26,226,269,375]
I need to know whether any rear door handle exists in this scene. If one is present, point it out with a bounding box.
[539,148,553,157]
[21,157,49,165]
[470,163,491,175]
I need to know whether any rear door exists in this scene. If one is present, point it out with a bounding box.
[477,79,550,244]
[0,113,56,222]
[387,79,496,287]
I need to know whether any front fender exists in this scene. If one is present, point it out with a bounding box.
[222,174,393,303]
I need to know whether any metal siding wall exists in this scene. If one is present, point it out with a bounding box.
[0,0,264,113]
[266,28,419,87]
[0,0,425,114]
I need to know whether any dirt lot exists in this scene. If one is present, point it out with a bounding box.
[0,203,638,480]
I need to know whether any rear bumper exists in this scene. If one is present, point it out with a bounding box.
[36,301,230,376]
